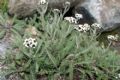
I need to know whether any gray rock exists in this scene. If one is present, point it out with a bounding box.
[0,41,9,58]
[0,76,6,80]
[81,0,120,32]
[8,0,38,18]
[8,0,120,32]
[8,0,84,18]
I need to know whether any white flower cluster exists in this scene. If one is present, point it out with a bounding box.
[65,1,71,6]
[23,37,38,48]
[53,9,61,13]
[74,23,90,32]
[64,17,77,24]
[75,13,83,19]
[91,23,102,29]
[116,74,120,79]
[107,34,119,41]
[74,23,102,33]
[38,0,47,5]
[64,13,83,24]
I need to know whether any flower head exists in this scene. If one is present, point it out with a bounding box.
[83,23,90,31]
[38,0,47,5]
[53,9,61,13]
[65,1,70,6]
[64,17,77,24]
[115,73,120,79]
[23,37,37,48]
[75,13,83,19]
[107,34,119,41]
[74,24,83,32]
[91,23,102,29]
[74,23,90,32]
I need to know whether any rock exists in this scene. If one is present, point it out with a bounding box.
[82,0,120,32]
[0,76,6,80]
[0,41,10,58]
[0,62,7,80]
[8,0,38,18]
[8,0,85,18]
[47,0,85,10]
[8,0,120,32]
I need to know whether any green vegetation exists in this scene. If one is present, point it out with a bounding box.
[0,0,8,12]
[0,2,120,80]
